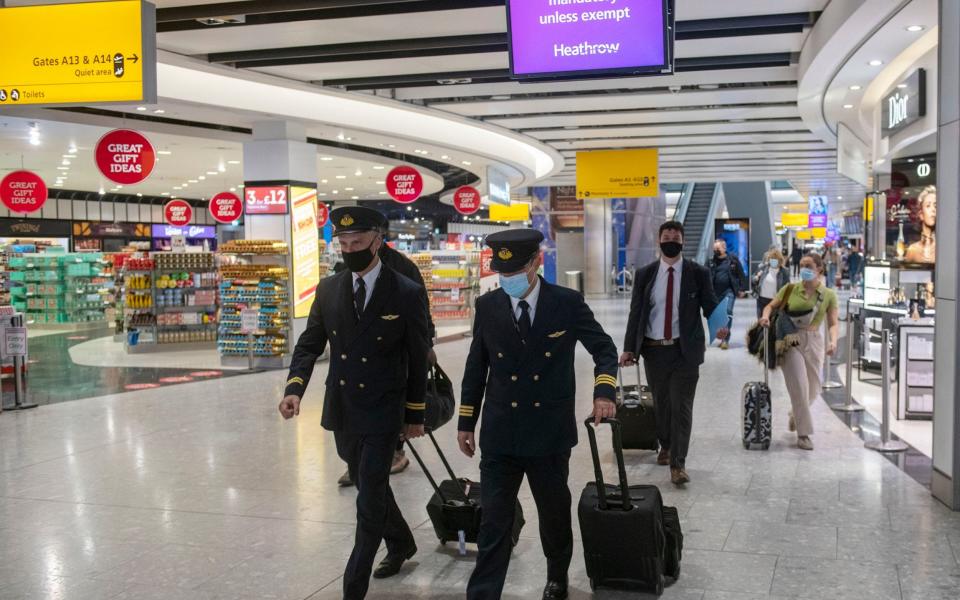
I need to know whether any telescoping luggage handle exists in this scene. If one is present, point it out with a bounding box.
[405,431,471,504]
[616,362,645,405]
[583,417,633,511]
[762,325,769,386]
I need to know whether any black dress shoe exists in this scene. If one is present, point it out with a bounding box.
[372,545,417,579]
[542,580,568,600]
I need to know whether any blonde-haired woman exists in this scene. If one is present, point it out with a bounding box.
[759,253,839,450]
[753,248,790,318]
[905,186,936,263]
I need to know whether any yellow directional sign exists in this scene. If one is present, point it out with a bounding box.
[576,149,659,199]
[0,1,156,106]
[781,212,809,227]
[489,202,531,222]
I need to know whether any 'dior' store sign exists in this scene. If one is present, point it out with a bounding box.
[95,129,155,185]
[164,199,193,227]
[386,166,423,203]
[0,170,47,213]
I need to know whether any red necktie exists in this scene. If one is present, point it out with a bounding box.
[664,267,675,340]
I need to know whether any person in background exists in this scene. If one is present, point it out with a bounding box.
[707,238,748,350]
[759,253,839,451]
[753,248,790,318]
[822,245,839,289]
[279,206,431,598]
[458,229,618,600]
[791,242,804,278]
[847,245,864,289]
[621,221,726,485]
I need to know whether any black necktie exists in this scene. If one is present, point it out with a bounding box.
[354,277,366,322]
[517,300,531,342]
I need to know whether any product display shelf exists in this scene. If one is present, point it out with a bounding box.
[0,251,10,306]
[123,252,219,353]
[427,250,477,322]
[8,251,109,327]
[218,240,293,369]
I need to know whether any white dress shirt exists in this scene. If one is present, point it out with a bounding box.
[509,276,541,326]
[352,258,382,311]
[645,258,682,340]
[760,269,779,299]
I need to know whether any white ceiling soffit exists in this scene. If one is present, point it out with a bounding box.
[153,52,562,185]
[527,120,809,141]
[796,0,914,146]
[550,133,822,151]
[432,87,800,118]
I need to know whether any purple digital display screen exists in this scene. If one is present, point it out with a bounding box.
[507,0,669,79]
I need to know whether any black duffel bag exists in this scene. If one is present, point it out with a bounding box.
[423,363,455,432]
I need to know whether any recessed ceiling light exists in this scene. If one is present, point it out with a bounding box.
[843,104,854,109]
[99,187,106,194]
[869,59,883,66]
[388,144,396,149]
[320,156,334,161]
[188,179,198,183]
[136,106,147,111]
[345,187,354,191]
[906,25,925,32]
[198,176,206,180]
[462,161,472,166]
[351,196,359,200]
[321,179,329,184]
[227,160,240,165]
[379,191,387,195]
[229,187,236,192]
[57,166,69,170]
[157,150,172,155]
[373,166,385,170]
[897,83,908,89]
[837,196,843,200]
[355,169,362,176]
[336,175,347,179]
[154,109,165,114]
[62,159,70,165]
[406,206,412,211]
[376,181,385,185]
[162,192,170,196]
[206,171,218,175]
[136,193,143,197]
[182,183,189,187]
[62,154,76,159]
[68,145,77,153]
[332,190,339,194]
[173,186,182,190]
[441,155,450,160]
[318,192,327,197]
[849,85,862,91]
[876,158,886,165]
[336,133,345,141]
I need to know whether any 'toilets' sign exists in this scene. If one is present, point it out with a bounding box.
[0,1,157,106]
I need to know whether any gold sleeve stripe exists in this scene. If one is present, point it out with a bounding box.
[286,377,305,386]
[595,375,617,386]
[405,402,426,410]
[459,408,475,416]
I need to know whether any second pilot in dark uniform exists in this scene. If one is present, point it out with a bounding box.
[457,229,619,600]
[279,206,431,600]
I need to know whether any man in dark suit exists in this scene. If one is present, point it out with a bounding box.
[279,206,430,600]
[620,221,724,485]
[458,229,619,600]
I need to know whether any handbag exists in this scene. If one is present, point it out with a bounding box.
[423,363,456,432]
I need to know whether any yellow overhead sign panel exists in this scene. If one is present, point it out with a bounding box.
[796,231,812,240]
[489,202,531,222]
[0,1,156,106]
[576,149,659,199]
[811,227,827,238]
[781,213,809,227]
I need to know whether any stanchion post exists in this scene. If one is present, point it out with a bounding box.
[247,332,255,372]
[4,313,38,411]
[831,313,865,412]
[822,318,842,389]
[865,329,908,452]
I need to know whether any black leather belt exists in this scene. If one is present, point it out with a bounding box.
[643,337,677,347]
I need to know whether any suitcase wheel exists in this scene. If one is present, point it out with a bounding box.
[762,442,770,451]
[742,441,750,450]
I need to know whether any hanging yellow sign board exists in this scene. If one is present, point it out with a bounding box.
[489,202,531,222]
[0,1,156,106]
[781,213,809,227]
[796,231,813,240]
[576,149,659,199]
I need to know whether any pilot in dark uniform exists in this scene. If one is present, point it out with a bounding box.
[279,206,430,600]
[457,229,619,600]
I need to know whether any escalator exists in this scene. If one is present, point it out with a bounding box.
[679,183,717,262]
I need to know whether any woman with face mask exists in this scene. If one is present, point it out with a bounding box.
[752,248,790,318]
[758,253,839,451]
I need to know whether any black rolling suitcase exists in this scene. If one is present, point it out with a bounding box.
[742,325,772,450]
[617,363,658,451]
[406,432,524,554]
[578,418,681,595]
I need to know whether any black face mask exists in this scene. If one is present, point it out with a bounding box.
[342,239,378,273]
[660,241,683,259]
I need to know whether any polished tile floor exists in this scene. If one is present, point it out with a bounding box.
[1,297,958,599]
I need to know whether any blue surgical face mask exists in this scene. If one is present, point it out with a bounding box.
[769,259,780,269]
[800,268,817,281]
[500,270,532,299]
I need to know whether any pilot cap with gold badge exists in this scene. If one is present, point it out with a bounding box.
[485,229,545,273]
[329,206,387,236]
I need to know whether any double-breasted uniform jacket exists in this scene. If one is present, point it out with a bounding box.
[458,278,619,457]
[284,265,431,434]
[622,259,720,367]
